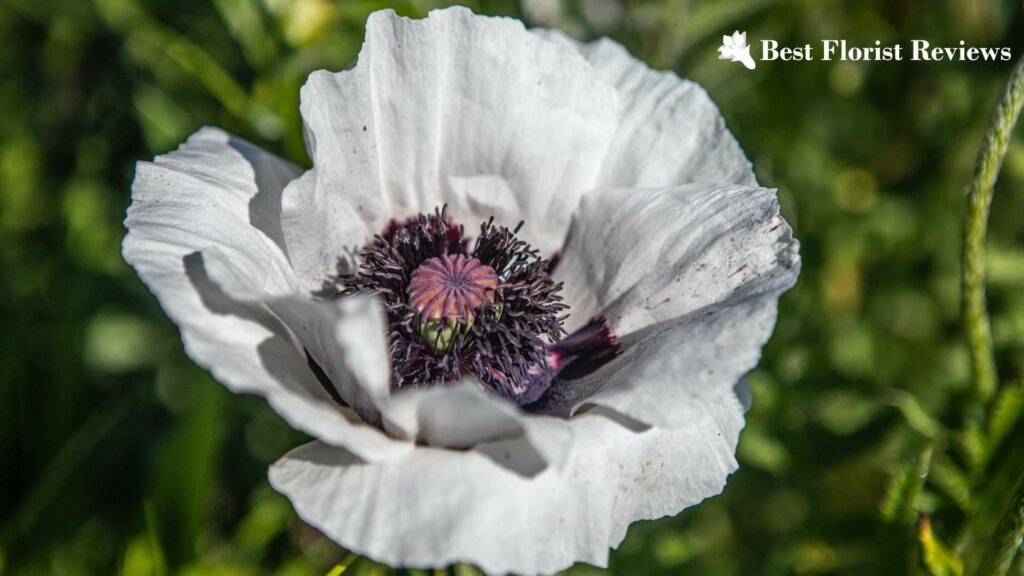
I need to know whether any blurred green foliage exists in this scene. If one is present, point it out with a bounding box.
[2,0,1024,574]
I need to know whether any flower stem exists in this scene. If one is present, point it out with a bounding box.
[962,52,1024,408]
[326,552,360,575]
[976,471,1024,576]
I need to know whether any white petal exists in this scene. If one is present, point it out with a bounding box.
[558,183,797,332]
[379,380,575,471]
[280,76,380,291]
[267,294,392,426]
[579,292,784,429]
[283,6,620,287]
[446,175,521,226]
[550,183,799,426]
[733,31,746,47]
[270,397,743,575]
[381,380,526,447]
[124,127,411,461]
[539,31,756,189]
[127,127,301,298]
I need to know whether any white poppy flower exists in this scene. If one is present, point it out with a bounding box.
[123,6,799,575]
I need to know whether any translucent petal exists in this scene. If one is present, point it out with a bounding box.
[124,127,410,461]
[282,7,620,287]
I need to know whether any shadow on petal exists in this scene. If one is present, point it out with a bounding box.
[220,135,300,256]
[473,437,547,478]
[281,441,368,467]
[583,405,651,433]
[183,250,330,403]
[734,378,752,413]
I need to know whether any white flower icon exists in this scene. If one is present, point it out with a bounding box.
[719,30,757,70]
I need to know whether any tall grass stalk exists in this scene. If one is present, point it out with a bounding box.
[961,54,1024,408]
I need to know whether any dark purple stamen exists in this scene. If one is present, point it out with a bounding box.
[340,207,619,409]
[382,215,467,252]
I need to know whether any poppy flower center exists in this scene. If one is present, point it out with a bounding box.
[408,255,498,324]
[406,255,499,353]
[339,208,619,408]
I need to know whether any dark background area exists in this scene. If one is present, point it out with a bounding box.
[2,0,1024,574]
